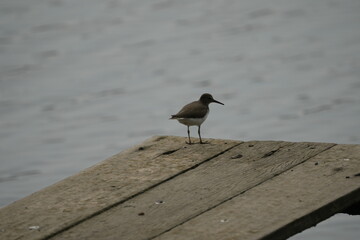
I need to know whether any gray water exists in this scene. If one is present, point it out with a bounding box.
[1,0,359,239]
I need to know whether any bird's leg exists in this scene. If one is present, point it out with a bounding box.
[186,126,192,144]
[198,125,203,144]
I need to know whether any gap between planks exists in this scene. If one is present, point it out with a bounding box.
[42,141,242,240]
[149,143,337,239]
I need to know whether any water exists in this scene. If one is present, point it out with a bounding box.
[1,0,359,238]
[289,213,360,240]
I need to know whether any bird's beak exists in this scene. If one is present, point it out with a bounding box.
[213,99,224,105]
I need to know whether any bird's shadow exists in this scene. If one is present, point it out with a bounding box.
[186,141,210,145]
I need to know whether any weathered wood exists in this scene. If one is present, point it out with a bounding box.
[50,141,335,240]
[155,144,360,240]
[1,137,359,240]
[0,136,239,240]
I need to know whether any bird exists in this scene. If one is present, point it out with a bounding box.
[170,93,224,144]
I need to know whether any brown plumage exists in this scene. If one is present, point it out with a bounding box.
[171,101,209,119]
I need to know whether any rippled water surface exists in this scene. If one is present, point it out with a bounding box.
[1,0,360,238]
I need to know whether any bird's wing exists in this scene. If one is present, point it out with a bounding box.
[171,101,208,119]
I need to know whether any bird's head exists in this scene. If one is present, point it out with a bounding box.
[199,93,224,105]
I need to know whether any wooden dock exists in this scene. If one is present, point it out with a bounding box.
[1,136,359,240]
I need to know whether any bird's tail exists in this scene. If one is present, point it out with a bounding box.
[169,115,178,119]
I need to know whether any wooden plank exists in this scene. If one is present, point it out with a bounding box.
[155,144,360,240]
[0,136,240,240]
[50,141,334,240]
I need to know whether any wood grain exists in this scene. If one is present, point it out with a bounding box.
[0,136,239,240]
[51,141,334,240]
[155,144,360,240]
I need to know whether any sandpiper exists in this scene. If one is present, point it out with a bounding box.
[170,93,224,144]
